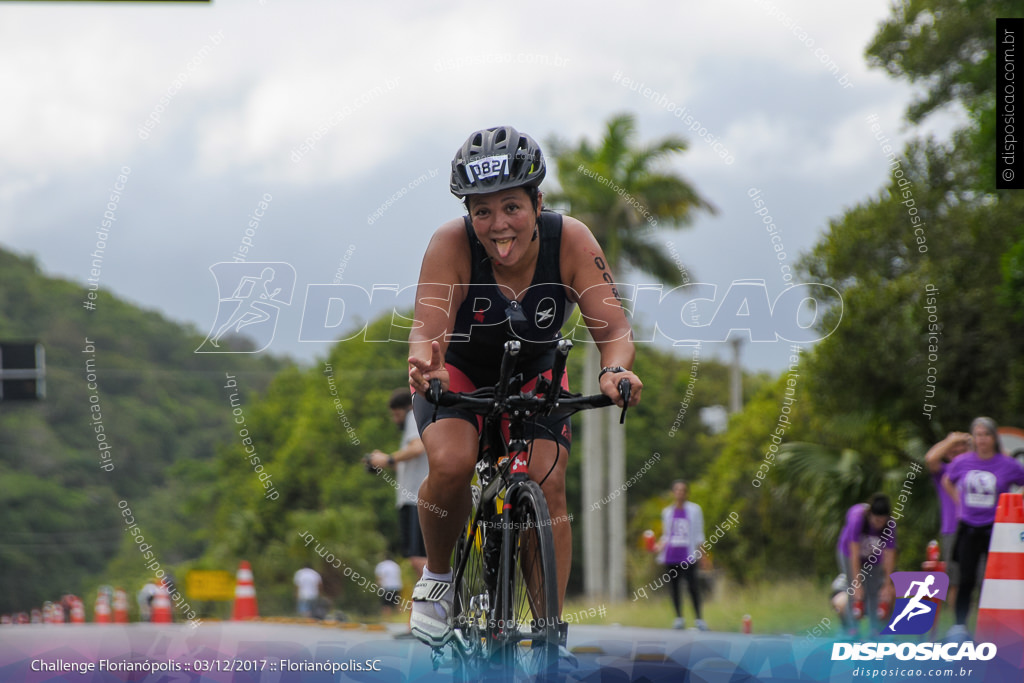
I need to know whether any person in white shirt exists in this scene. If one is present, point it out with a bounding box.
[137,580,158,622]
[368,388,429,578]
[375,556,404,616]
[293,564,322,618]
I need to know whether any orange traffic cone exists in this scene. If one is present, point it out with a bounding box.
[69,597,86,624]
[976,493,1024,667]
[231,560,259,620]
[150,580,173,624]
[94,593,111,624]
[112,588,129,623]
[51,602,64,624]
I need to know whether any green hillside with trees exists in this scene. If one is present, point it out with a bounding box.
[0,248,288,614]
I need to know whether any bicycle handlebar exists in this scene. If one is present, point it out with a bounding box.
[424,338,632,423]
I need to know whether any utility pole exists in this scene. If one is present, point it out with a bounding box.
[729,337,742,414]
[582,345,606,599]
[607,404,626,600]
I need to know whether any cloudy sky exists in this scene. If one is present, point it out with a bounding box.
[0,0,962,372]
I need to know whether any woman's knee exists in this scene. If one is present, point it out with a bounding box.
[423,421,477,483]
[533,444,568,497]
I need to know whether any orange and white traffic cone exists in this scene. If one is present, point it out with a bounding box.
[976,492,1024,667]
[51,602,64,624]
[94,593,111,624]
[150,580,173,624]
[112,588,129,623]
[69,597,86,624]
[231,560,259,620]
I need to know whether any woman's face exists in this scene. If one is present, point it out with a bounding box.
[972,424,995,454]
[467,188,540,268]
[673,482,688,504]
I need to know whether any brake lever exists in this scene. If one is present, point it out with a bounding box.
[428,378,441,423]
[617,377,631,424]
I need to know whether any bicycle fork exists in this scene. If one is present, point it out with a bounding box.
[495,433,534,639]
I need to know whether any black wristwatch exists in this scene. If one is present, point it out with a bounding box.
[599,366,628,379]
[387,456,396,467]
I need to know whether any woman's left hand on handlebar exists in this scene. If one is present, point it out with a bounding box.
[599,369,642,408]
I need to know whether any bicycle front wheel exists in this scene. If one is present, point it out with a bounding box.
[495,479,559,678]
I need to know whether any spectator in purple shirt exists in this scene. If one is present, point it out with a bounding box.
[942,417,1024,639]
[925,431,969,609]
[837,493,896,636]
[655,480,707,631]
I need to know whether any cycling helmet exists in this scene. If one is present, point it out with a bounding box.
[450,126,546,198]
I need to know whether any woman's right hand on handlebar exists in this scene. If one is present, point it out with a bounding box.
[409,341,450,395]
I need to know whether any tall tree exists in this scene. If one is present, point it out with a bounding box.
[547,113,715,600]
[796,0,1024,436]
[867,1,1019,119]
[867,0,1024,315]
[766,2,1024,582]
[796,135,1024,437]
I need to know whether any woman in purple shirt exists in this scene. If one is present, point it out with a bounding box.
[942,417,1024,638]
[925,431,969,607]
[655,480,707,631]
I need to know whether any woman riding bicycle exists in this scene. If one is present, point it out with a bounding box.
[407,125,643,647]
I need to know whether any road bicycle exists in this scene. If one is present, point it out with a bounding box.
[423,339,630,681]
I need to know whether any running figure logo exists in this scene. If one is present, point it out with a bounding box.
[883,571,949,635]
[197,262,296,353]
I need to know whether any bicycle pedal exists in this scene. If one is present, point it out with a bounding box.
[430,645,455,671]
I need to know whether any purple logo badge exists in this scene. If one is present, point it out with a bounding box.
[883,572,949,635]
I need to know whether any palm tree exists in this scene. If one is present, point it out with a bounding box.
[547,113,715,600]
[548,114,714,283]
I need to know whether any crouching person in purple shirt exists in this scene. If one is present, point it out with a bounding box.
[942,416,1024,640]
[837,493,896,637]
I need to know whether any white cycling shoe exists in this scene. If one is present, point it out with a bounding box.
[409,577,454,647]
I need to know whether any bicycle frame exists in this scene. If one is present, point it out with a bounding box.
[425,339,630,673]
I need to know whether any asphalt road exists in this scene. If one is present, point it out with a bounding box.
[0,621,1019,682]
